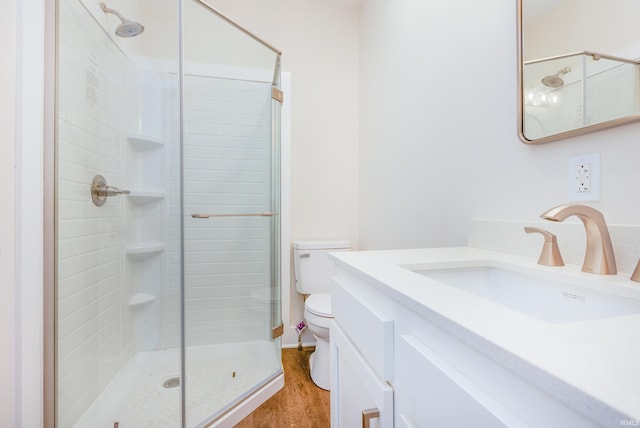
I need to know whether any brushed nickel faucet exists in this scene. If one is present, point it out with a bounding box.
[540,204,617,275]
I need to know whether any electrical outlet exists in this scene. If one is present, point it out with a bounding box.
[568,153,600,201]
[576,163,591,192]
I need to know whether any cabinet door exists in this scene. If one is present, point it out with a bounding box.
[396,334,522,428]
[331,322,393,428]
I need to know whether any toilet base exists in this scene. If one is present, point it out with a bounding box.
[309,337,330,390]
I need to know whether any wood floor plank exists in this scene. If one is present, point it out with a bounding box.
[234,347,330,428]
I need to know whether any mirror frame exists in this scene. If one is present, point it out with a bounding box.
[517,0,640,144]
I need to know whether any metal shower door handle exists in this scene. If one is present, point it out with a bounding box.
[91,175,131,207]
[191,212,277,219]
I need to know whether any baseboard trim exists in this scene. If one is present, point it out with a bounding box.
[206,371,285,427]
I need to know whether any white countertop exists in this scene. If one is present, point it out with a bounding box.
[330,247,640,425]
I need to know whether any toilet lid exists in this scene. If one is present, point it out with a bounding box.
[305,293,332,317]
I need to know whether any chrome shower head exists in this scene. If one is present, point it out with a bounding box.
[99,2,144,38]
[542,67,571,88]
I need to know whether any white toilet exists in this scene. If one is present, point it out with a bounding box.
[293,240,350,390]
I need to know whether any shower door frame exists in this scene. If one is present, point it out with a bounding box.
[42,0,291,426]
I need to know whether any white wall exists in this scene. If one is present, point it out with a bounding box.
[524,0,640,60]
[7,0,46,427]
[359,0,640,262]
[359,0,499,249]
[0,1,17,426]
[206,0,360,344]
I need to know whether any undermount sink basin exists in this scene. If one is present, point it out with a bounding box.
[413,265,640,323]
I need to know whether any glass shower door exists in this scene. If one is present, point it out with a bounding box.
[182,1,283,425]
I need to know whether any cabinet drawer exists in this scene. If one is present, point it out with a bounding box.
[332,276,393,381]
[396,334,520,428]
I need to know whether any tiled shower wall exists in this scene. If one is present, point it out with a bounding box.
[586,63,639,125]
[164,74,274,348]
[56,0,133,425]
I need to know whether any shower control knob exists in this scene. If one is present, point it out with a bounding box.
[91,175,131,207]
[97,186,131,197]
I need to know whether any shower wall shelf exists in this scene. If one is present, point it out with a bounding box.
[127,133,164,151]
[125,242,165,260]
[128,293,156,307]
[126,190,166,204]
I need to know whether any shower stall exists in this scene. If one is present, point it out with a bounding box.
[53,0,283,426]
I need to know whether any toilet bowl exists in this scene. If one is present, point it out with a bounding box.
[303,293,332,390]
[293,240,350,390]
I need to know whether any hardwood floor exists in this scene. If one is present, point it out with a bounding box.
[234,347,330,428]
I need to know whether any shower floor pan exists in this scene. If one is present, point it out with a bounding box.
[73,341,280,428]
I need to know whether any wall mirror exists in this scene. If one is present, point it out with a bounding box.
[518,0,640,144]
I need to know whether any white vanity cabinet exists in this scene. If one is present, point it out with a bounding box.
[330,264,602,428]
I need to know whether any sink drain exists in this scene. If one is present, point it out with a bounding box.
[162,376,180,389]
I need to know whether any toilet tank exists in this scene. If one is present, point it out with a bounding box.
[293,240,351,295]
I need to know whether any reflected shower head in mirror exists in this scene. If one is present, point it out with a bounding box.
[99,2,144,37]
[542,67,571,88]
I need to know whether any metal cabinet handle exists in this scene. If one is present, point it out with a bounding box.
[362,408,380,428]
[91,175,130,207]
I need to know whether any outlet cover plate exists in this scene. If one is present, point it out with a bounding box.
[568,153,600,201]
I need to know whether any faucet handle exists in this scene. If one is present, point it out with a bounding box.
[524,227,565,267]
[631,260,640,283]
